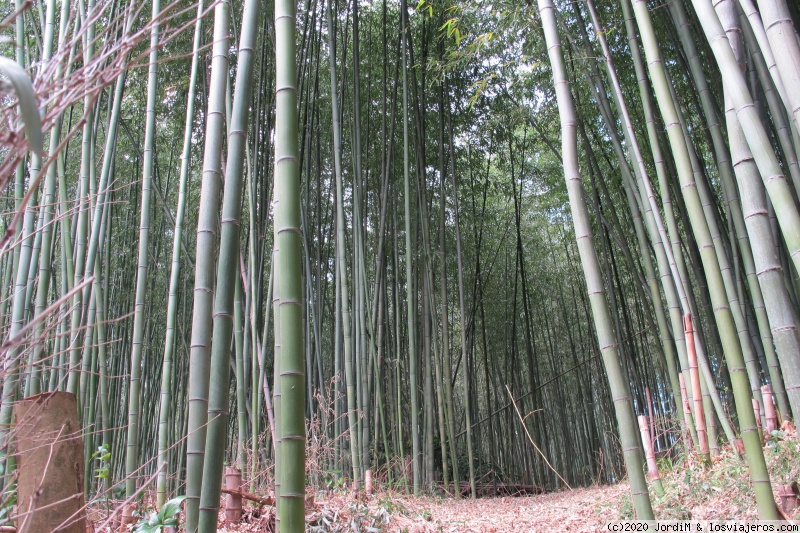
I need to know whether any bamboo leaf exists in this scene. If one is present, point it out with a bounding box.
[0,56,42,155]
[158,495,186,525]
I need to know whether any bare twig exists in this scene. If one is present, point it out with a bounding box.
[506,385,572,490]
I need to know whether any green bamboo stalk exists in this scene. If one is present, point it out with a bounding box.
[738,0,800,172]
[274,0,305,524]
[737,0,789,107]
[325,0,361,488]
[234,268,248,471]
[400,0,421,495]
[690,0,800,288]
[184,0,230,526]
[717,0,800,421]
[436,77,459,497]
[196,0,259,526]
[756,0,800,133]
[739,13,800,203]
[669,0,769,418]
[447,109,476,499]
[66,0,96,396]
[28,0,70,396]
[124,0,161,498]
[273,244,283,523]
[636,0,778,517]
[540,0,653,517]
[422,273,435,489]
[155,0,203,507]
[255,266,275,466]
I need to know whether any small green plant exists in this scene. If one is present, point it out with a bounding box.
[133,496,185,533]
[92,444,111,480]
[767,429,786,451]
[324,469,346,491]
[377,496,406,515]
[0,481,16,527]
[618,492,634,520]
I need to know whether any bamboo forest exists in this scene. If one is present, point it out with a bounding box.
[3,0,800,529]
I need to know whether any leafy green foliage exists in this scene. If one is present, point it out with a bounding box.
[92,444,112,480]
[323,469,347,491]
[133,496,186,533]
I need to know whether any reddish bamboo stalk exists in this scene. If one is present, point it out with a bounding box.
[679,374,694,452]
[225,467,243,525]
[753,398,762,431]
[638,415,660,482]
[684,314,709,455]
[365,470,373,496]
[762,385,778,434]
[646,387,655,448]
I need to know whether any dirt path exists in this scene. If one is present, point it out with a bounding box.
[379,485,628,532]
[210,484,630,532]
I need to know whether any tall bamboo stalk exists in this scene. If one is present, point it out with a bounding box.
[540,0,652,518]
[756,0,800,132]
[325,0,361,488]
[196,0,259,526]
[690,0,800,286]
[124,0,160,498]
[716,0,800,422]
[274,0,305,523]
[401,0,421,495]
[184,0,230,526]
[635,0,778,517]
[156,0,204,507]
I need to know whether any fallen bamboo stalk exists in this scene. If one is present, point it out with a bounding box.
[439,482,544,496]
[220,488,274,507]
[506,385,572,490]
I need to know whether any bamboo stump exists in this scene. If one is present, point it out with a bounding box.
[120,503,136,529]
[779,483,799,513]
[225,467,243,525]
[14,392,85,533]
[365,469,373,496]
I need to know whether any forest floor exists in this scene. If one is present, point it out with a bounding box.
[101,429,800,532]
[204,482,628,532]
